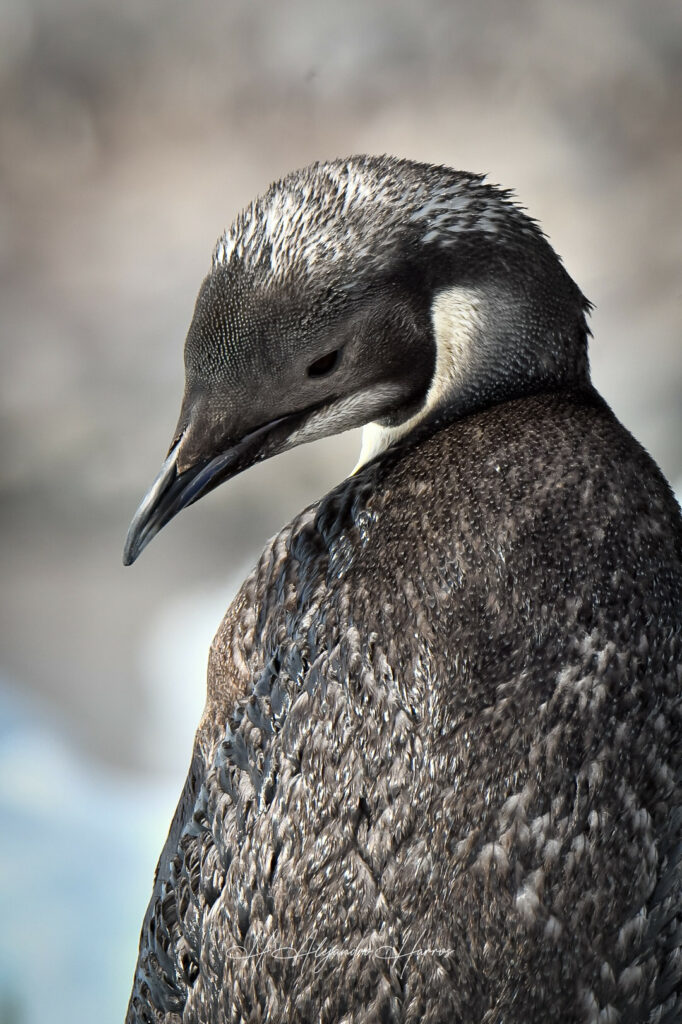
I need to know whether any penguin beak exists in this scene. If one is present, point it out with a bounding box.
[122,412,297,565]
[123,381,403,564]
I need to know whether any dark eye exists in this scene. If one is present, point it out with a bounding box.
[307,349,341,378]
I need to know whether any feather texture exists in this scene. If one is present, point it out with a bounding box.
[127,388,682,1023]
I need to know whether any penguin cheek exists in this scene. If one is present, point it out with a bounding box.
[349,307,435,409]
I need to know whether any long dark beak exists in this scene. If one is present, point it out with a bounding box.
[123,413,296,565]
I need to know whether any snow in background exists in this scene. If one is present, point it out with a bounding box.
[0,578,240,1024]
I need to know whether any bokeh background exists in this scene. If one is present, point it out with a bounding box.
[0,1,680,1020]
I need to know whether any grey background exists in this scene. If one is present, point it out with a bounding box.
[0,1,680,1021]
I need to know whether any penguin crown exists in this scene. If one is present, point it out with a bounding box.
[212,155,542,284]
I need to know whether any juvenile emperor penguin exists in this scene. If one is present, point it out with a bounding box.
[123,156,682,1024]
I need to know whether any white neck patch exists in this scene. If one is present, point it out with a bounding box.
[355,286,484,470]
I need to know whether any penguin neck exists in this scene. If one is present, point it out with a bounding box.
[356,282,589,470]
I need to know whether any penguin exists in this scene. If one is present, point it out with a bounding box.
[123,156,682,1024]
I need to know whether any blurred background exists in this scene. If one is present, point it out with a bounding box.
[0,0,680,1020]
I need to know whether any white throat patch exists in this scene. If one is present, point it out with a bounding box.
[355,286,483,469]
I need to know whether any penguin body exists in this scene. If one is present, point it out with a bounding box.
[124,158,682,1024]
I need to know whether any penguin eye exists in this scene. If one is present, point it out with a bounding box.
[307,349,341,378]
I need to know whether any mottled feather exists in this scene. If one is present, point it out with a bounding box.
[127,388,682,1024]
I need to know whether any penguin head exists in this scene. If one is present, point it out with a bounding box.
[124,155,591,564]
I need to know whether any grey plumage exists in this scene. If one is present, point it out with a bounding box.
[123,156,682,1023]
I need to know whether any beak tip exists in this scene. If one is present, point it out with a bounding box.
[122,443,183,568]
[122,523,145,566]
[122,542,137,567]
